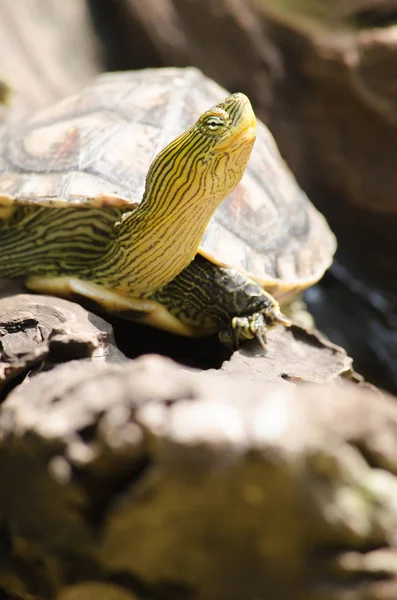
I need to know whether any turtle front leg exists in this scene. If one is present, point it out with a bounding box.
[151,254,291,348]
[222,309,291,351]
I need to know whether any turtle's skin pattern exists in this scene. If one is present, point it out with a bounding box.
[0,201,123,276]
[0,67,335,343]
[152,254,282,339]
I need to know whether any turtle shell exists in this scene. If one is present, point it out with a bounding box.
[0,67,335,301]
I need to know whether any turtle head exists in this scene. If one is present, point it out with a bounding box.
[192,92,256,197]
[197,93,256,151]
[143,93,256,213]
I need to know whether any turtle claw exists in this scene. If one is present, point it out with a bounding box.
[219,301,291,352]
[275,312,292,328]
[255,331,267,352]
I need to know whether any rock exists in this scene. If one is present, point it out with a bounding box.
[87,0,280,111]
[253,0,397,293]
[220,324,352,383]
[0,355,396,599]
[0,281,127,393]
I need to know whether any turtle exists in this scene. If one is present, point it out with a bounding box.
[0,67,336,349]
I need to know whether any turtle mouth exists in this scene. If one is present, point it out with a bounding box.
[215,119,256,152]
[242,123,256,144]
[236,107,256,144]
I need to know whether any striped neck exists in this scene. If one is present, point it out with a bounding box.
[113,164,227,293]
[96,93,255,295]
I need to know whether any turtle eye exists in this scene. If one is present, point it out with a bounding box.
[203,115,226,131]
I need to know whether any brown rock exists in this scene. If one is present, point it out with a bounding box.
[253,0,397,294]
[220,324,352,383]
[0,355,396,599]
[0,281,127,393]
[88,0,280,111]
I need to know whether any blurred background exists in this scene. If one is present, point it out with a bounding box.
[2,0,397,392]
